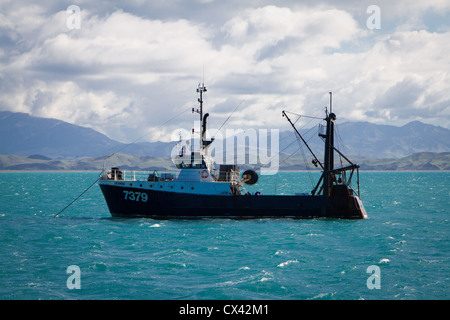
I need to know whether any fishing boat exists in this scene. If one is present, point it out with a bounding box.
[98,84,367,219]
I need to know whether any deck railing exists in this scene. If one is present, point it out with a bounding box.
[100,168,241,184]
[101,169,178,182]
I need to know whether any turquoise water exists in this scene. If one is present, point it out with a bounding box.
[0,171,448,300]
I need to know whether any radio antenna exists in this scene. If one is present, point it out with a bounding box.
[329,92,332,114]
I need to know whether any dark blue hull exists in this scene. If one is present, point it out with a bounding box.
[99,184,366,219]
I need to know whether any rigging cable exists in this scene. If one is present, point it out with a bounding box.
[53,108,190,218]
[292,115,320,188]
[53,176,100,218]
[253,109,324,175]
[102,108,190,167]
[252,133,304,173]
[213,99,245,136]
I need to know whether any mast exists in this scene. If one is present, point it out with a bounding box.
[323,92,336,197]
[193,83,208,150]
[283,92,361,198]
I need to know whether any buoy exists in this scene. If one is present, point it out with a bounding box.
[200,170,209,179]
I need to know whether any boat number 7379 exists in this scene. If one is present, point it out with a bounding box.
[123,190,148,202]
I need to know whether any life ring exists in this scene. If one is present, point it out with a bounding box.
[200,170,209,179]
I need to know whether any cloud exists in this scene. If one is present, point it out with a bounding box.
[345,30,450,124]
[0,1,449,145]
[1,6,217,141]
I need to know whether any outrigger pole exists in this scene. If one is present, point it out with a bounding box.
[283,93,361,197]
[282,111,324,170]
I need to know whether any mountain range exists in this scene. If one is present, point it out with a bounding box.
[1,151,449,171]
[0,111,449,170]
[0,111,172,159]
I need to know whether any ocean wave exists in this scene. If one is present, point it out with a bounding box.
[149,223,162,228]
[277,260,299,268]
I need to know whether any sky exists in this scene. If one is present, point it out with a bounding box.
[1,0,449,143]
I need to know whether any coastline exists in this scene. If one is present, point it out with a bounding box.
[0,169,448,173]
[1,151,449,172]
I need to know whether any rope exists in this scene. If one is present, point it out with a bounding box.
[54,107,189,218]
[53,176,101,218]
[102,108,190,166]
[213,99,245,136]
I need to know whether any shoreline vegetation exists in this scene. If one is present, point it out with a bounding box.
[0,152,449,171]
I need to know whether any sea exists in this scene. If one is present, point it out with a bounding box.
[0,171,448,301]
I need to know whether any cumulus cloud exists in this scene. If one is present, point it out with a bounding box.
[0,0,449,144]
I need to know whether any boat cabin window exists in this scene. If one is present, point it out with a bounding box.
[175,152,207,169]
[176,161,207,169]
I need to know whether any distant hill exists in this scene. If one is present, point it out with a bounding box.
[277,120,450,159]
[0,152,448,171]
[333,121,450,158]
[0,111,174,159]
[0,153,173,171]
[0,111,120,158]
[358,152,450,171]
[0,111,449,160]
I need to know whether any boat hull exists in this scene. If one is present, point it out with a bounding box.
[99,183,367,219]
